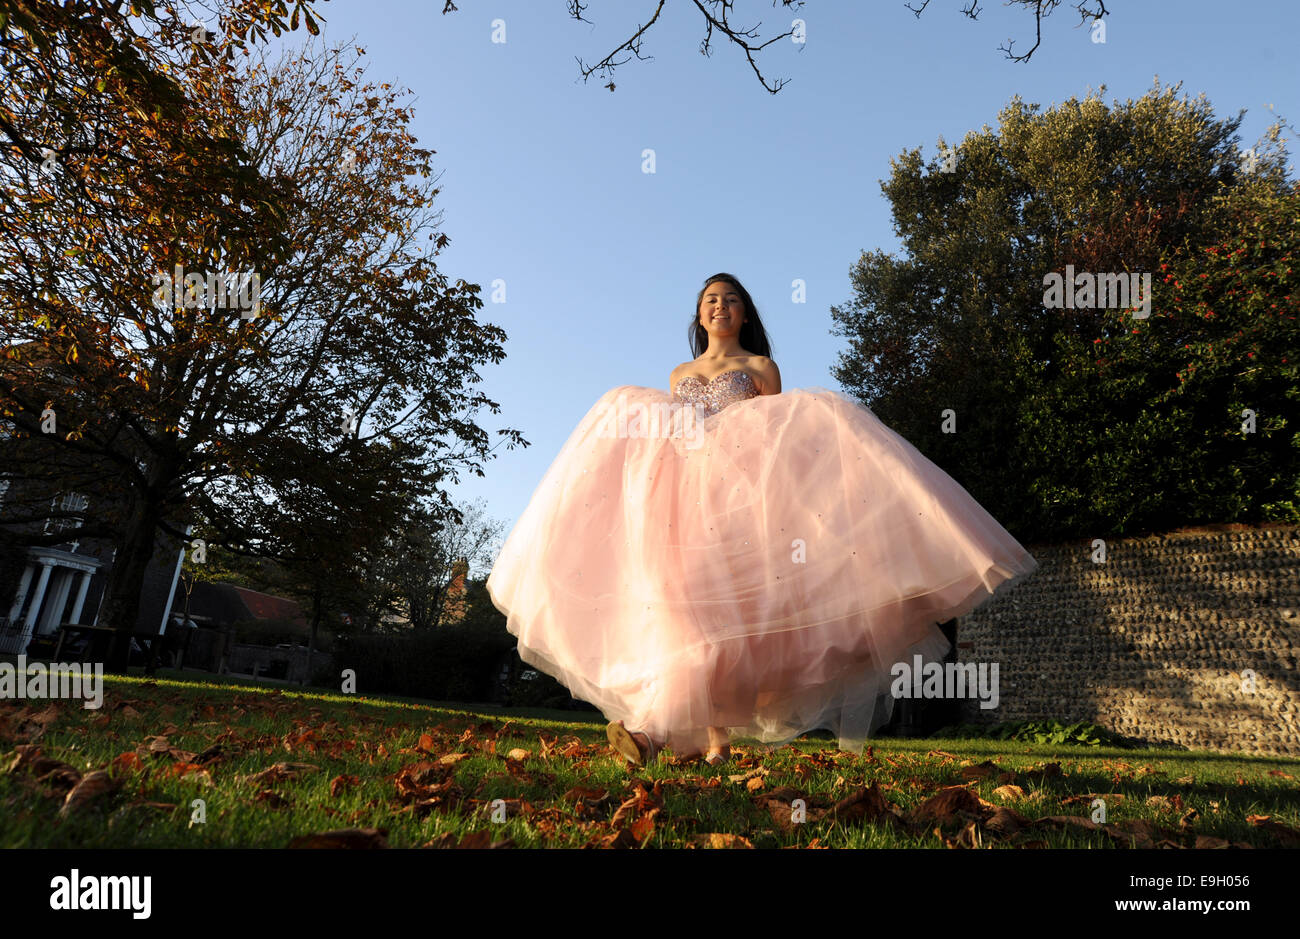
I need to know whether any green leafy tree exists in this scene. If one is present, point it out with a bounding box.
[831,80,1296,542]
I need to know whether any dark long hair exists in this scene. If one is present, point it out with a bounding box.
[688,272,773,359]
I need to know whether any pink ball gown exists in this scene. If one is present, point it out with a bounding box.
[486,369,1038,756]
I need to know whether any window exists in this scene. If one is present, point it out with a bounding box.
[42,491,88,535]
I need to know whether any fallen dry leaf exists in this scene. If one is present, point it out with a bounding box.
[329,774,360,798]
[689,832,754,849]
[909,786,988,825]
[288,828,388,848]
[242,762,320,786]
[960,760,1000,780]
[1246,814,1300,846]
[832,783,892,824]
[60,770,119,817]
[983,806,1031,839]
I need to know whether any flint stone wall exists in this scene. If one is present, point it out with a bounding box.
[954,522,1300,758]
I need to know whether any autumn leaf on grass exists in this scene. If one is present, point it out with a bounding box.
[562,785,616,818]
[60,770,119,817]
[241,761,320,786]
[831,783,893,825]
[439,752,471,765]
[983,806,1032,840]
[254,788,292,810]
[688,833,754,849]
[1032,815,1105,835]
[538,733,557,760]
[139,735,196,763]
[8,704,62,741]
[727,767,769,786]
[992,784,1028,802]
[164,762,213,786]
[424,830,515,849]
[959,760,1000,781]
[147,736,171,756]
[505,748,530,761]
[394,761,449,796]
[1246,814,1300,846]
[288,827,388,849]
[630,809,658,845]
[1104,818,1183,849]
[909,786,991,826]
[191,744,228,766]
[330,774,360,798]
[612,780,663,828]
[588,827,642,849]
[112,752,147,775]
[1019,762,1063,784]
[556,737,587,758]
[936,819,985,849]
[1267,770,1294,779]
[7,746,82,794]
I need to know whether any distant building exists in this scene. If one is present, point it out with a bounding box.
[441,557,470,625]
[0,479,188,655]
[0,341,189,656]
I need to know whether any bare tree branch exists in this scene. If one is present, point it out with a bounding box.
[570,0,805,94]
[907,0,1111,63]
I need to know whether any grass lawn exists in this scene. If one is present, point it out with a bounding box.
[3,669,1299,849]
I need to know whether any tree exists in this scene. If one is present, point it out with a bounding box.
[387,499,505,631]
[1,17,525,671]
[830,80,1296,543]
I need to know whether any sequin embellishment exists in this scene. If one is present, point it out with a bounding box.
[672,369,760,416]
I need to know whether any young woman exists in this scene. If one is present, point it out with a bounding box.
[487,273,1037,766]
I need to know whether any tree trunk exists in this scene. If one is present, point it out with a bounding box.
[96,495,165,674]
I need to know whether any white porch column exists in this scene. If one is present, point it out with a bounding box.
[21,560,54,631]
[37,569,73,635]
[6,562,34,623]
[68,570,94,625]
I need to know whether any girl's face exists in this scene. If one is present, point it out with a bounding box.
[699,282,746,338]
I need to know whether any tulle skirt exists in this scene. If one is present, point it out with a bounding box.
[486,384,1038,756]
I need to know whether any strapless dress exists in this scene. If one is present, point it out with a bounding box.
[486,369,1037,755]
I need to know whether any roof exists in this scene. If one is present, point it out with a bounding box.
[231,586,308,626]
[181,580,309,630]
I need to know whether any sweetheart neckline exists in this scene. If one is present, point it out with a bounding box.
[673,368,756,392]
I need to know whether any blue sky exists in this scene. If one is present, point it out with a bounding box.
[278,0,1298,569]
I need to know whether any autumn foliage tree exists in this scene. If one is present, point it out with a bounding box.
[1,4,524,671]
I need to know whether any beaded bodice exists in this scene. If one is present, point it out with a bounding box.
[673,369,760,416]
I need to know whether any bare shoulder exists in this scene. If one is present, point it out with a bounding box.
[749,355,781,394]
[669,360,694,389]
